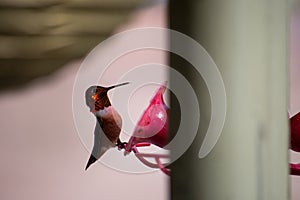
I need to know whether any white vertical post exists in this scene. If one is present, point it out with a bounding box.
[170,0,289,199]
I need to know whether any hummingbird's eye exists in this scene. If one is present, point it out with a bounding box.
[91,94,97,101]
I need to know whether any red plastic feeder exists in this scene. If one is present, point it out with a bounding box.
[124,83,170,175]
[290,112,300,176]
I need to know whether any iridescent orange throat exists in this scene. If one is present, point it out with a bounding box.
[89,92,111,113]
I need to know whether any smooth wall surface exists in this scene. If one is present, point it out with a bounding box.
[0,4,169,200]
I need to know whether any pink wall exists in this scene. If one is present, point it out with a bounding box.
[0,4,169,200]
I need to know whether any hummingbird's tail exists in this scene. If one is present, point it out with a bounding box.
[85,155,97,170]
[85,142,112,171]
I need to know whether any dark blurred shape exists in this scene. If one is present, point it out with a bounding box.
[290,112,300,176]
[0,0,142,90]
[169,1,199,199]
[290,112,300,152]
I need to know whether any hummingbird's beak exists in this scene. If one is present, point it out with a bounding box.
[106,82,129,90]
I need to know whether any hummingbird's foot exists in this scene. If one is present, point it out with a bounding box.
[116,139,127,150]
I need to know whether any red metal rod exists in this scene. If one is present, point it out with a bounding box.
[132,144,170,175]
[155,157,171,176]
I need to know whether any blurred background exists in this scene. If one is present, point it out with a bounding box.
[0,0,300,200]
[0,0,143,90]
[0,0,169,200]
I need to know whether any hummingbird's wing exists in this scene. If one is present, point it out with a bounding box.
[85,119,115,170]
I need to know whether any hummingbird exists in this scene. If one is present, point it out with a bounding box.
[84,82,129,170]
